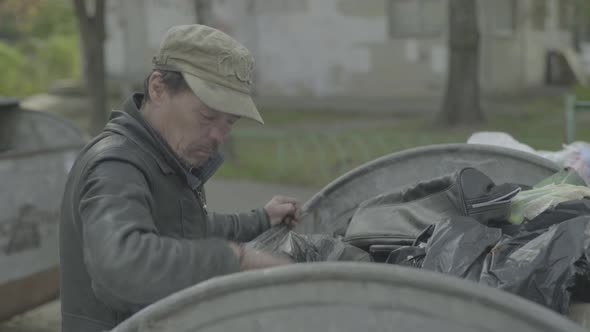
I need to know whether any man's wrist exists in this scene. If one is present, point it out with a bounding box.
[237,243,245,267]
[229,242,246,269]
[259,207,272,228]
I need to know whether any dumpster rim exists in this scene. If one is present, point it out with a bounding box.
[113,262,584,332]
[301,143,561,213]
[16,107,87,140]
[0,107,88,158]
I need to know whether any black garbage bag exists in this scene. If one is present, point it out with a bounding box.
[479,217,590,314]
[414,211,590,314]
[422,216,503,281]
[571,257,590,302]
[246,226,372,263]
[385,246,426,268]
[384,224,434,267]
[482,199,590,312]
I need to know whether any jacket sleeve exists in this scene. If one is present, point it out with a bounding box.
[207,209,270,242]
[78,160,240,313]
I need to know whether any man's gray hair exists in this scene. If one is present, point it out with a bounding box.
[142,70,191,105]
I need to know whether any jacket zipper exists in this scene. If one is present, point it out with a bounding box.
[194,188,208,217]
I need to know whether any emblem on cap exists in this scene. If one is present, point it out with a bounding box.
[218,46,254,85]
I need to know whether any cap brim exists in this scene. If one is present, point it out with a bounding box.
[182,72,264,124]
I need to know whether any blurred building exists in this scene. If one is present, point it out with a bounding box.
[105,0,582,110]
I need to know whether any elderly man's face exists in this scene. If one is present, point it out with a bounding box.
[156,89,239,168]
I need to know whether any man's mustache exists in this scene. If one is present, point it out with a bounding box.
[191,143,218,154]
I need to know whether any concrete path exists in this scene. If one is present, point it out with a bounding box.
[0,178,318,332]
[205,178,317,213]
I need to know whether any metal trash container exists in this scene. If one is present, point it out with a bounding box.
[109,144,590,331]
[0,97,86,320]
[112,262,585,332]
[298,144,560,236]
[293,144,590,329]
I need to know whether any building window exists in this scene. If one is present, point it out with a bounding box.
[559,0,573,30]
[388,0,446,38]
[489,0,517,34]
[532,0,547,31]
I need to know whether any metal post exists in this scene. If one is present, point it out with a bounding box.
[566,94,576,144]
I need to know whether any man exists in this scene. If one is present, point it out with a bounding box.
[59,24,301,332]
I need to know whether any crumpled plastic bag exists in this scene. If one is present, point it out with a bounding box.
[385,224,433,267]
[414,213,590,314]
[467,131,538,154]
[538,142,590,186]
[246,226,372,263]
[467,132,590,186]
[534,168,587,188]
[571,257,590,303]
[509,169,590,224]
[479,217,590,314]
[385,246,425,268]
[422,217,503,280]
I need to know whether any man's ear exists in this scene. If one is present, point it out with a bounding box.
[148,71,167,105]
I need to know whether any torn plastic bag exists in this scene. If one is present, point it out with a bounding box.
[509,184,590,224]
[509,169,590,225]
[572,257,590,303]
[246,226,371,263]
[467,131,538,154]
[384,224,433,267]
[467,132,590,186]
[385,246,426,268]
[502,199,590,236]
[415,211,590,314]
[538,142,590,186]
[422,217,503,281]
[534,168,587,188]
[479,217,590,314]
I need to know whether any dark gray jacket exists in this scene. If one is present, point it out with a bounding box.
[59,93,270,332]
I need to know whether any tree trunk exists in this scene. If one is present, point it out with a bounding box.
[73,0,108,135]
[195,0,212,26]
[440,0,483,126]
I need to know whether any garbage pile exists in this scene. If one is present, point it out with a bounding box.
[250,165,590,315]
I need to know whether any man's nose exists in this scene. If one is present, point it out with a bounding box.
[209,126,228,146]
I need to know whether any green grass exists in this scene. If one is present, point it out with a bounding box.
[235,109,394,128]
[27,89,590,188]
[216,95,590,188]
[573,85,590,100]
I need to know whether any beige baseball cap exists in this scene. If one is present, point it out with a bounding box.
[152,24,263,124]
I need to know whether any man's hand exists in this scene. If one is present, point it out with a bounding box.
[229,242,293,270]
[264,195,302,228]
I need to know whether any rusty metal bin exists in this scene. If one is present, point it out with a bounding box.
[0,97,86,321]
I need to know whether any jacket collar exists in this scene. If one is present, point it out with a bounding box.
[105,93,223,189]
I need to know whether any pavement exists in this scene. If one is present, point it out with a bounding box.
[0,178,318,332]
